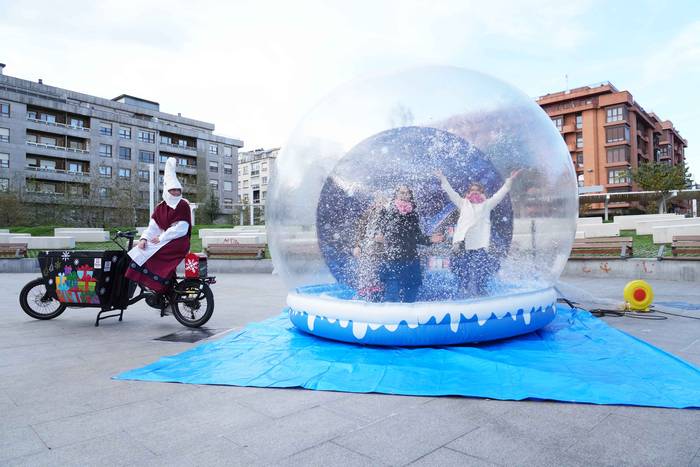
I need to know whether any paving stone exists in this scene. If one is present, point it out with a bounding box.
[334,397,482,465]
[1,273,698,466]
[146,435,262,467]
[223,406,359,462]
[234,386,348,418]
[323,392,433,424]
[32,400,173,448]
[564,413,700,466]
[277,441,383,467]
[409,447,498,466]
[0,426,47,463]
[3,430,156,467]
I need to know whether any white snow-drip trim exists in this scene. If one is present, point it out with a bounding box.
[287,287,556,329]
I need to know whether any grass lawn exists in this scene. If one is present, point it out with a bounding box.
[620,229,671,258]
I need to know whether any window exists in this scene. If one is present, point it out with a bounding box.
[606,146,630,163]
[242,166,248,175]
[68,185,84,196]
[223,198,233,208]
[575,114,583,129]
[99,166,112,178]
[576,133,583,148]
[178,140,188,148]
[68,162,83,173]
[262,176,268,185]
[605,125,629,143]
[69,118,84,128]
[0,127,8,143]
[608,168,630,184]
[138,130,155,143]
[261,161,268,171]
[242,194,249,204]
[243,180,249,188]
[160,135,172,145]
[224,181,233,191]
[138,169,149,182]
[209,179,219,190]
[209,143,218,155]
[99,143,112,158]
[139,150,155,163]
[99,122,112,136]
[223,146,232,157]
[0,152,8,168]
[552,116,563,131]
[209,161,219,173]
[223,163,233,174]
[41,114,56,123]
[574,154,583,167]
[178,158,187,167]
[99,187,110,199]
[606,106,626,123]
[39,159,56,170]
[577,174,584,188]
[0,178,8,192]
[119,127,131,139]
[119,147,131,160]
[160,154,169,163]
[27,111,37,120]
[251,162,260,176]
[118,168,131,179]
[0,102,9,117]
[659,145,670,158]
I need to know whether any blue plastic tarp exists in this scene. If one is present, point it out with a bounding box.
[115,305,700,408]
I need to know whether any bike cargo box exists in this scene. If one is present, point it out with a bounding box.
[38,251,126,306]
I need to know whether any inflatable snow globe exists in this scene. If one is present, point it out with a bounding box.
[267,67,577,346]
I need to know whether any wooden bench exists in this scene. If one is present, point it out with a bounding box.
[205,243,266,259]
[670,235,700,259]
[0,243,29,258]
[570,237,633,259]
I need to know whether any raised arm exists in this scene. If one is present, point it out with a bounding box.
[436,172,463,207]
[485,169,522,210]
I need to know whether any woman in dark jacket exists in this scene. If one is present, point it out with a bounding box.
[375,185,442,302]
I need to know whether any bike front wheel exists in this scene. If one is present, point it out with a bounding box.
[20,278,67,320]
[170,279,214,328]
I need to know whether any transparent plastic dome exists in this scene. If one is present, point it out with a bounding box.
[267,67,577,345]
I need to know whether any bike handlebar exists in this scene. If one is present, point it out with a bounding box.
[115,230,138,239]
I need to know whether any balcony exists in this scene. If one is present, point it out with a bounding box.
[26,140,90,155]
[159,142,197,154]
[25,166,91,182]
[561,124,576,134]
[26,116,90,133]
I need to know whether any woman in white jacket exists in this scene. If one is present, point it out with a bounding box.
[436,169,522,296]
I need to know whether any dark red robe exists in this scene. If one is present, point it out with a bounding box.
[126,200,191,292]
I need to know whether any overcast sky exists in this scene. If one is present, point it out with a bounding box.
[1,0,699,178]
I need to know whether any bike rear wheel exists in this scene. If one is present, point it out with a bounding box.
[20,278,67,320]
[171,279,214,328]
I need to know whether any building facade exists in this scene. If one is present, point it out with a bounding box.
[537,82,687,211]
[237,147,279,206]
[0,64,243,224]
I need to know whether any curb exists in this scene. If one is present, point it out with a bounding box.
[0,258,275,274]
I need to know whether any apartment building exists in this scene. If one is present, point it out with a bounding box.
[537,82,687,211]
[0,64,243,222]
[237,147,279,206]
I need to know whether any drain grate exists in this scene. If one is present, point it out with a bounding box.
[154,328,229,343]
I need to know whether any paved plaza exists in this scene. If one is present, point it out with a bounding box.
[1,272,699,466]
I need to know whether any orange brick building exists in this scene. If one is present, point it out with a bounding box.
[537,82,687,212]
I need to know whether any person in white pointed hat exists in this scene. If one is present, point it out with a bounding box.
[125,157,192,292]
